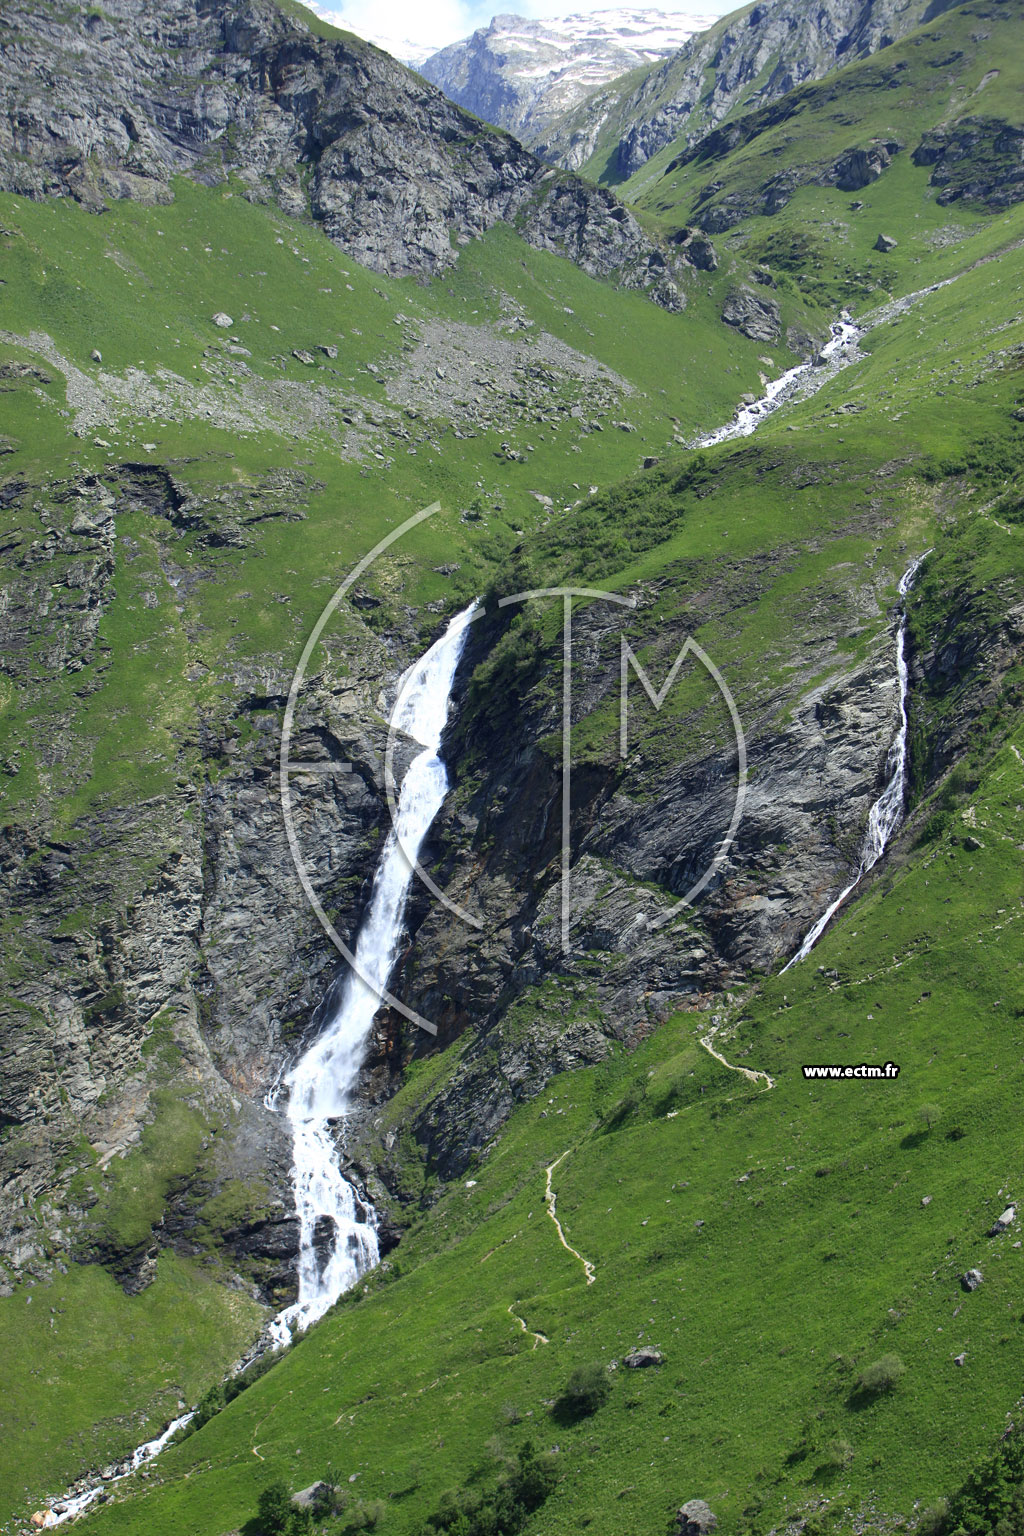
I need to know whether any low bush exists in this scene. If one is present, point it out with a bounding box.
[553,1362,612,1421]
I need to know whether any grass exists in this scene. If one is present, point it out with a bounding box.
[3,6,1024,1530]
[68,693,1024,1535]
[0,1254,264,1524]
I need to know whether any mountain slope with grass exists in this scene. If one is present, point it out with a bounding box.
[1,0,1023,1531]
[535,0,955,179]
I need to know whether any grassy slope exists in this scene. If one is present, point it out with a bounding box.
[64,188,1024,1536]
[3,5,1024,1527]
[0,164,780,1525]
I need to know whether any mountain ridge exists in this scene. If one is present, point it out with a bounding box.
[537,0,967,177]
[418,9,720,147]
[0,0,685,306]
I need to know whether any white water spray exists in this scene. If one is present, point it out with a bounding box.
[697,318,861,448]
[782,554,929,971]
[270,601,477,1342]
[39,1413,196,1526]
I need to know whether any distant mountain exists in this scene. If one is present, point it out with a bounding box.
[418,9,719,147]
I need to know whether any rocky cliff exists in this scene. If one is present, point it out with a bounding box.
[0,0,683,304]
[538,0,956,176]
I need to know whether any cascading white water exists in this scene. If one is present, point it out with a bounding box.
[782,554,929,971]
[697,317,861,448]
[270,600,478,1343]
[37,602,478,1527]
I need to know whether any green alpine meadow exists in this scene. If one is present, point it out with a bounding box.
[0,0,1021,1532]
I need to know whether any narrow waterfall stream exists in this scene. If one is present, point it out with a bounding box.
[781,554,929,971]
[38,602,477,1528]
[270,599,477,1342]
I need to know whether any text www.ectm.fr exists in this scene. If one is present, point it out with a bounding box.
[802,1062,900,1079]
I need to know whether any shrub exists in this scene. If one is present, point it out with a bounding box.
[854,1353,906,1397]
[256,1481,310,1535]
[554,1362,612,1420]
[419,1441,556,1535]
[945,1423,1024,1536]
[916,1499,949,1536]
[824,1437,855,1469]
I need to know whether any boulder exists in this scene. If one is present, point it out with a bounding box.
[831,141,899,191]
[961,1268,983,1291]
[292,1481,333,1510]
[292,349,316,366]
[211,312,233,328]
[319,344,338,359]
[677,1499,718,1536]
[90,348,102,363]
[623,1346,664,1368]
[988,1204,1016,1235]
[874,233,898,252]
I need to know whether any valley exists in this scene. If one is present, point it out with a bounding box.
[0,0,1022,1532]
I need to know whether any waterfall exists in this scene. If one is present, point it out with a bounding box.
[37,601,478,1527]
[782,554,928,971]
[270,601,478,1343]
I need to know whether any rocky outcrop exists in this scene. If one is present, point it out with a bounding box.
[0,0,683,304]
[539,0,940,177]
[352,530,929,1189]
[912,117,1024,209]
[722,287,781,342]
[687,137,901,235]
[677,1500,718,1536]
[829,139,900,191]
[0,458,405,1301]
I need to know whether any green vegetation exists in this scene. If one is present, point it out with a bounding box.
[553,1361,612,1421]
[945,1426,1024,1536]
[3,2,1024,1532]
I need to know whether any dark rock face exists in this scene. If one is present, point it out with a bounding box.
[0,0,682,304]
[830,139,900,191]
[721,287,781,342]
[912,117,1024,209]
[353,556,921,1186]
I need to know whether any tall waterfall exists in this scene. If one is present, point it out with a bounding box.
[271,601,477,1342]
[782,554,928,971]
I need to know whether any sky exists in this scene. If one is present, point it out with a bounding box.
[313,0,731,64]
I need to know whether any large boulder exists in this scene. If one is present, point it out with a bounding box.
[677,1499,718,1536]
[988,1204,1016,1235]
[623,1346,664,1368]
[830,140,899,191]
